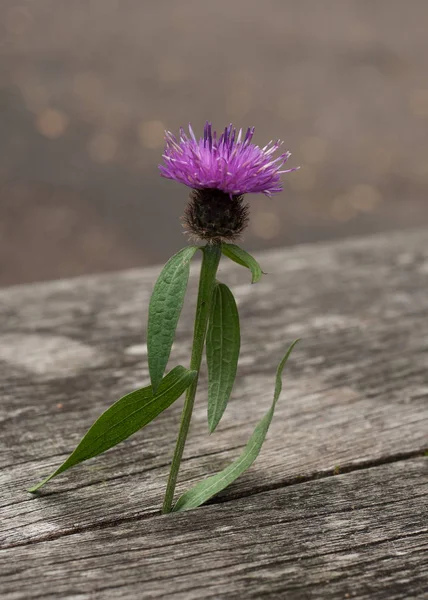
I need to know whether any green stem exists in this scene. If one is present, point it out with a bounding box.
[162,243,222,514]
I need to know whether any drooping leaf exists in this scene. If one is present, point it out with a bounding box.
[221,244,263,284]
[29,366,197,492]
[173,340,299,512]
[148,246,199,392]
[206,282,240,433]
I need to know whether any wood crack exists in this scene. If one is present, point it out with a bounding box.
[3,450,426,551]
[206,448,428,506]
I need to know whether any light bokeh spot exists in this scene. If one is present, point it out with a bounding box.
[138,120,165,149]
[36,109,69,139]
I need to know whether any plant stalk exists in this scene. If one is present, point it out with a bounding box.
[162,243,222,514]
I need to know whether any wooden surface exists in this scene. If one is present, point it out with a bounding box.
[1,229,428,599]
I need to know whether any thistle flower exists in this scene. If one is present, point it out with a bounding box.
[30,120,300,513]
[159,122,297,242]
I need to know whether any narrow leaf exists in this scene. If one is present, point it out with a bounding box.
[29,366,196,492]
[173,340,299,512]
[222,244,263,283]
[207,282,240,433]
[148,246,198,392]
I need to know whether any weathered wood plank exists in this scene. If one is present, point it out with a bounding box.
[1,230,428,547]
[2,459,427,599]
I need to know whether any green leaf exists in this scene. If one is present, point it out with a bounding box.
[221,244,263,283]
[29,366,197,492]
[206,282,240,433]
[173,340,299,512]
[148,246,198,392]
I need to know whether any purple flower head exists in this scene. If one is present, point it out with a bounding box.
[159,122,297,197]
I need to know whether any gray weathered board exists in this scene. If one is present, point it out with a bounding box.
[1,229,427,599]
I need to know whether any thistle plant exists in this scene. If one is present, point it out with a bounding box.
[30,122,299,513]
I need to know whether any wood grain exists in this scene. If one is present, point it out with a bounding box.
[1,229,428,597]
[2,459,427,599]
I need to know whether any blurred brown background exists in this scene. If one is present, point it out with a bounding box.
[1,0,427,287]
